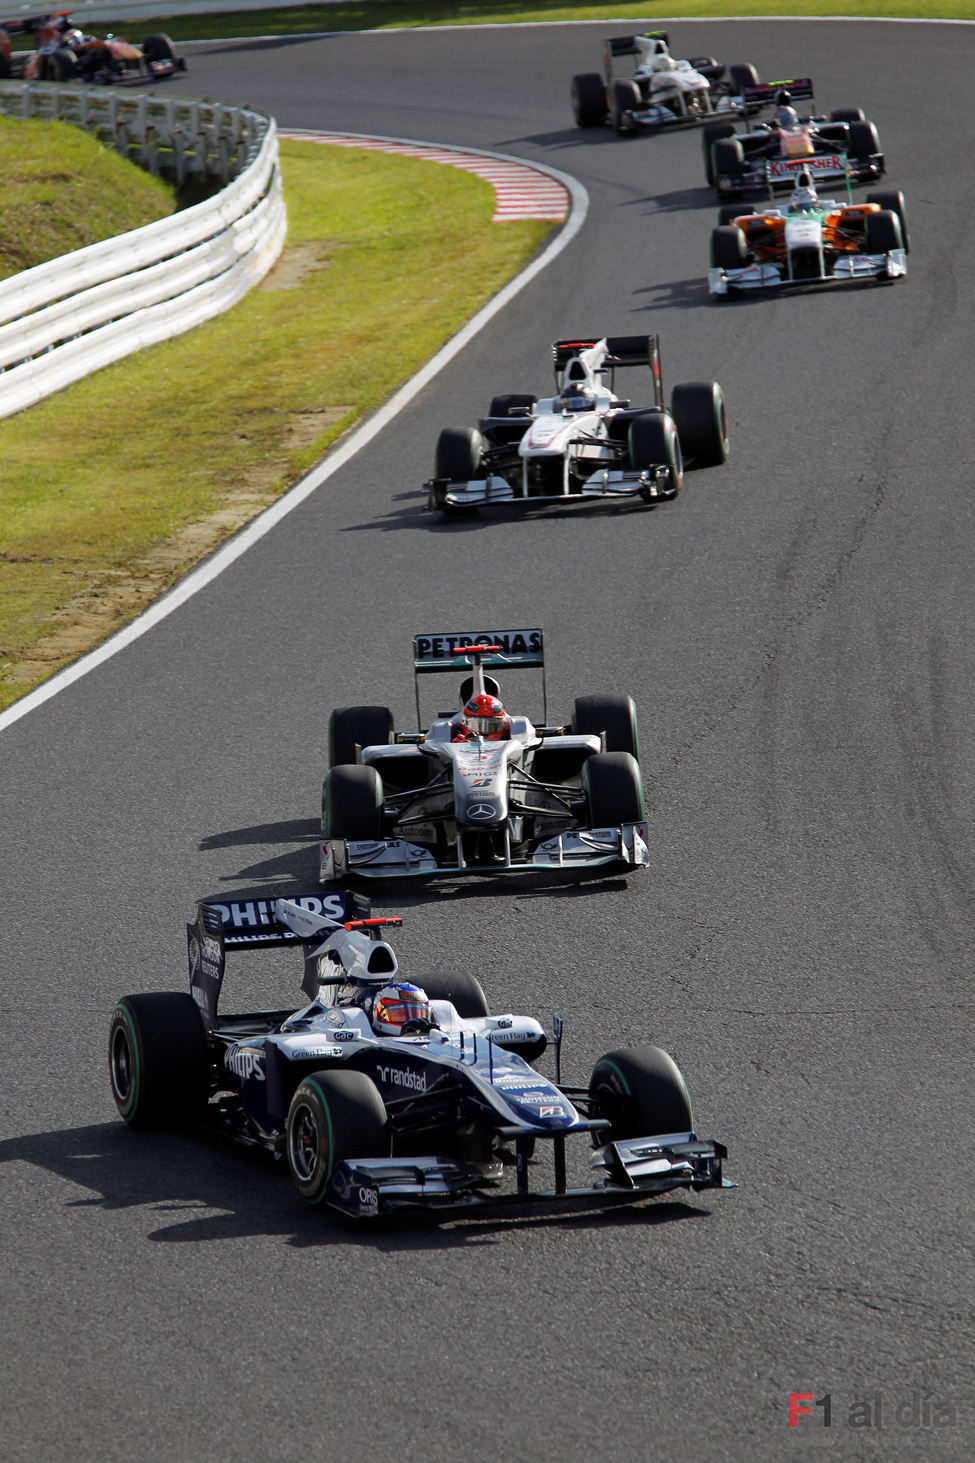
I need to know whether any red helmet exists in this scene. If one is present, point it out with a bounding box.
[463,693,511,739]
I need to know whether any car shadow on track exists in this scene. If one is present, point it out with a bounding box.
[0,1122,714,1247]
[194,821,644,900]
[498,127,635,153]
[341,491,681,534]
[633,276,713,310]
[198,818,323,887]
[624,187,716,216]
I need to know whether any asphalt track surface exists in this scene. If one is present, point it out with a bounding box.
[1,19,973,1463]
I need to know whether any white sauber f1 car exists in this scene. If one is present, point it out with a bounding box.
[321,632,650,881]
[426,335,728,516]
[709,171,908,296]
[571,30,762,133]
[108,893,732,1220]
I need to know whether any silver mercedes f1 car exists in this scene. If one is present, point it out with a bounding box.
[108,892,732,1220]
[320,631,650,881]
[426,335,728,515]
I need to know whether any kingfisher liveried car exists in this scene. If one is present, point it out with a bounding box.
[702,82,885,196]
[108,893,732,1220]
[320,631,650,881]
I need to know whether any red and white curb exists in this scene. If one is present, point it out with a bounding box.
[279,130,569,223]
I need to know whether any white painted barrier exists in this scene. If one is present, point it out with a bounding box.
[0,83,286,418]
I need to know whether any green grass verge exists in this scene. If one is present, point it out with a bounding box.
[0,117,177,279]
[75,1,975,44]
[0,138,551,709]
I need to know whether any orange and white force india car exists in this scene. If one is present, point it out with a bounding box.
[709,172,908,296]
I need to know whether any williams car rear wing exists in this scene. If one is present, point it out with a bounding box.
[412,629,547,724]
[187,890,370,1027]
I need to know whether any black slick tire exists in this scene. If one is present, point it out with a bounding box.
[864,209,903,255]
[573,693,640,758]
[571,72,606,127]
[583,751,645,826]
[286,1069,388,1205]
[589,1045,693,1142]
[328,705,393,768]
[627,410,683,495]
[866,190,909,253]
[710,224,747,270]
[434,426,484,482]
[412,969,490,1018]
[670,381,729,468]
[108,992,208,1128]
[324,764,383,840]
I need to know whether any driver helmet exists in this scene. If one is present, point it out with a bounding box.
[62,28,85,48]
[791,172,818,211]
[558,384,595,413]
[461,692,511,739]
[776,105,800,130]
[370,982,434,1036]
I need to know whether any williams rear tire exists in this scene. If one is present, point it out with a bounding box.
[108,992,209,1128]
[413,969,490,1018]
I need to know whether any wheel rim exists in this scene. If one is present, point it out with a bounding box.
[288,1101,325,1183]
[110,1026,133,1103]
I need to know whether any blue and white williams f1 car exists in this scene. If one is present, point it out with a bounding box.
[108,893,732,1219]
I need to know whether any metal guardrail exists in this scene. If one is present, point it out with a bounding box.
[0,82,287,418]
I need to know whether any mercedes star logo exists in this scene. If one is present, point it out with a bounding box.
[465,803,497,821]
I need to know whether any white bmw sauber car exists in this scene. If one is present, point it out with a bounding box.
[571,30,761,134]
[426,334,728,515]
